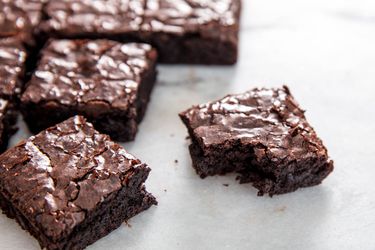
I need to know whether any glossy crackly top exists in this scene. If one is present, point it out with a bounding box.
[0,116,148,240]
[0,38,27,98]
[180,86,330,161]
[0,0,46,41]
[43,0,241,38]
[21,39,156,109]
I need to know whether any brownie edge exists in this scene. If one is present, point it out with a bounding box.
[0,116,157,250]
[21,40,158,142]
[179,86,334,196]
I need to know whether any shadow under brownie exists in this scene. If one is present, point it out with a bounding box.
[0,116,157,250]
[179,86,334,196]
[21,39,158,142]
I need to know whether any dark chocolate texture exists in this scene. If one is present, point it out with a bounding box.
[180,86,334,196]
[0,37,27,99]
[0,116,157,250]
[41,0,241,64]
[0,0,47,46]
[21,39,158,141]
[0,38,25,151]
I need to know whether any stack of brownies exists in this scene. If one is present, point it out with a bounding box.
[0,0,334,250]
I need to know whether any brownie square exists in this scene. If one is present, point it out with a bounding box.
[21,39,158,141]
[0,116,157,250]
[0,0,47,46]
[41,0,242,64]
[179,86,334,196]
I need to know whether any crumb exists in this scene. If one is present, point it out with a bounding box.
[223,184,229,187]
[124,220,132,228]
[170,133,175,137]
[174,159,178,164]
[274,206,287,212]
[164,189,167,192]
[185,135,190,140]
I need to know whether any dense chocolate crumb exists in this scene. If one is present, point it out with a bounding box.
[179,86,334,196]
[0,116,156,250]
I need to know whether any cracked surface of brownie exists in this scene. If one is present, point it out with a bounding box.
[179,86,334,196]
[0,0,47,45]
[21,39,158,141]
[41,0,241,64]
[0,38,27,99]
[0,38,26,150]
[0,116,156,250]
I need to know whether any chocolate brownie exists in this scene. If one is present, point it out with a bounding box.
[0,38,27,150]
[179,86,334,196]
[21,39,158,141]
[41,0,241,64]
[0,37,27,100]
[0,116,157,250]
[0,0,47,46]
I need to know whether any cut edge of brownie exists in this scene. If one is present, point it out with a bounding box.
[0,144,157,250]
[20,41,158,142]
[0,100,18,152]
[92,59,158,141]
[187,139,333,196]
[0,116,157,249]
[179,87,334,196]
[0,184,156,250]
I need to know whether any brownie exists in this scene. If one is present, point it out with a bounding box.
[0,0,47,46]
[0,37,27,99]
[21,39,158,141]
[179,86,334,196]
[0,38,27,150]
[41,0,241,65]
[0,116,157,250]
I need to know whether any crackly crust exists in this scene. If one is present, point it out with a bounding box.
[0,0,47,45]
[0,116,155,242]
[43,0,241,39]
[180,86,329,162]
[180,86,334,195]
[0,37,27,99]
[21,39,157,109]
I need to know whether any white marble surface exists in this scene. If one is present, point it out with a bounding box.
[1,0,375,249]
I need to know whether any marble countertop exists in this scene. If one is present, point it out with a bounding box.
[1,0,375,249]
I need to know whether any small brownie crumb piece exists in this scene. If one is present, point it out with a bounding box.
[0,38,27,150]
[179,86,334,196]
[21,39,158,141]
[41,0,241,65]
[0,116,157,250]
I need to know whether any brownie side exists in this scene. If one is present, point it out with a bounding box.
[21,40,158,141]
[179,86,334,196]
[0,184,156,250]
[0,116,157,249]
[41,0,241,65]
[92,51,158,141]
[0,100,18,152]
